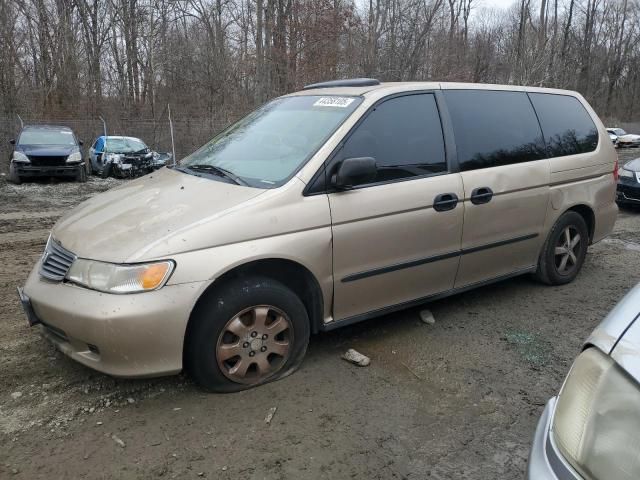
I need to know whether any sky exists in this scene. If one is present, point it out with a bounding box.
[479,0,516,10]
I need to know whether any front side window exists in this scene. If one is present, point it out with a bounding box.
[335,93,447,185]
[444,90,546,171]
[528,93,598,157]
[18,129,77,146]
[179,95,362,188]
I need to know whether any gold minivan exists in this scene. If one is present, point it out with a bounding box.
[19,80,618,391]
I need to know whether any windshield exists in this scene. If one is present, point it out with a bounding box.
[106,137,148,153]
[613,128,627,136]
[179,95,362,188]
[19,129,76,146]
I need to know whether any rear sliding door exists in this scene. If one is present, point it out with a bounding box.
[442,89,551,287]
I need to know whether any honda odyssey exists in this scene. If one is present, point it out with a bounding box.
[19,80,618,391]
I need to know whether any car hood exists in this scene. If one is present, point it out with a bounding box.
[586,282,640,382]
[52,167,266,263]
[622,157,640,172]
[18,144,77,156]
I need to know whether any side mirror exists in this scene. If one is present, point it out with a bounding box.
[331,157,377,190]
[78,140,84,146]
[9,139,15,145]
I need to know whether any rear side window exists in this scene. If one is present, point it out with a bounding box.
[528,93,598,157]
[337,93,446,184]
[443,90,546,171]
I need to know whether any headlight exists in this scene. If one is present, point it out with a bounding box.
[619,167,634,179]
[552,348,640,480]
[66,259,174,294]
[12,151,30,163]
[66,152,82,163]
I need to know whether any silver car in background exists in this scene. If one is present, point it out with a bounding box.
[528,282,640,480]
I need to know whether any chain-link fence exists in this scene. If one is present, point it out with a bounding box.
[0,115,230,173]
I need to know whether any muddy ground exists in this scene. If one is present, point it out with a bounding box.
[1,151,639,479]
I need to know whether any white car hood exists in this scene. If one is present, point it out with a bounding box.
[587,283,640,383]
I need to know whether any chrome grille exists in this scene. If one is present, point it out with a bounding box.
[39,238,76,281]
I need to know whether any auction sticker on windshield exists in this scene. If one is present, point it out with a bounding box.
[313,97,355,108]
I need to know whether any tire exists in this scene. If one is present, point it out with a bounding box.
[76,165,88,182]
[101,162,112,178]
[7,162,21,184]
[185,276,310,392]
[535,211,589,285]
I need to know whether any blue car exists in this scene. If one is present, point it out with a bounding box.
[8,125,86,184]
[88,135,171,178]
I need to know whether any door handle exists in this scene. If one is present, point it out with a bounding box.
[470,187,494,205]
[433,193,459,212]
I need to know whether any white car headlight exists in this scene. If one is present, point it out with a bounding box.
[12,151,30,163]
[552,348,640,480]
[66,151,82,163]
[66,259,175,294]
[619,167,634,179]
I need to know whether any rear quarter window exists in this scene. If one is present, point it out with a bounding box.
[443,90,546,171]
[528,93,599,157]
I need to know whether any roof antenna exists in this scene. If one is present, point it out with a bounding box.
[17,114,23,129]
[168,104,176,166]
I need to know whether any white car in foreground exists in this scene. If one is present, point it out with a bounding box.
[528,282,640,479]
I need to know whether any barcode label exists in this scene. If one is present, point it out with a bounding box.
[313,97,355,108]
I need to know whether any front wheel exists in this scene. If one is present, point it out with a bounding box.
[101,162,112,178]
[535,211,589,285]
[185,276,310,392]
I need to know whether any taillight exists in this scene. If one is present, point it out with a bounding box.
[614,159,619,181]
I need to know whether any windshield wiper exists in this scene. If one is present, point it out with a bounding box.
[184,164,248,186]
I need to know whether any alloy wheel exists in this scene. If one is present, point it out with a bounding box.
[554,226,582,275]
[216,305,292,384]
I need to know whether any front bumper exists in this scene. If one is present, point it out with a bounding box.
[22,265,207,378]
[617,180,640,204]
[15,163,82,177]
[527,397,583,480]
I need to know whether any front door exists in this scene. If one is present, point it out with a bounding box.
[327,93,465,321]
[442,89,551,287]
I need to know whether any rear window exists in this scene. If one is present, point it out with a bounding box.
[528,93,598,157]
[443,90,546,171]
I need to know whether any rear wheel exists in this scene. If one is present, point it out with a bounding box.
[7,162,21,184]
[535,211,589,285]
[185,276,310,392]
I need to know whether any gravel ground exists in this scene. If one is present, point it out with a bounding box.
[1,151,639,479]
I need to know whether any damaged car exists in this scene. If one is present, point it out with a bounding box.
[18,80,617,392]
[88,136,169,178]
[8,125,87,184]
